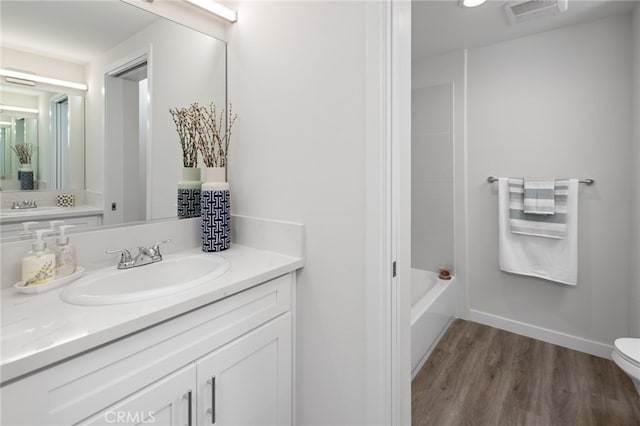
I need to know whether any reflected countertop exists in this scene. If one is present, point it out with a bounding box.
[0,205,103,224]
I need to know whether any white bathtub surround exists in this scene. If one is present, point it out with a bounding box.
[0,214,304,383]
[410,269,457,378]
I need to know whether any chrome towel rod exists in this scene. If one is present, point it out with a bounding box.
[486,176,595,185]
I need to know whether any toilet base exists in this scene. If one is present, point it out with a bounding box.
[612,351,640,397]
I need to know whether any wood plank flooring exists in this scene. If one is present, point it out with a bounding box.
[412,319,640,426]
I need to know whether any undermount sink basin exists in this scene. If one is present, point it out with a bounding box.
[61,254,230,306]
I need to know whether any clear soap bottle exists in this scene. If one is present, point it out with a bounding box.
[22,230,56,285]
[54,225,77,278]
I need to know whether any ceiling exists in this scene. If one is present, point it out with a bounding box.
[412,0,638,60]
[0,0,159,64]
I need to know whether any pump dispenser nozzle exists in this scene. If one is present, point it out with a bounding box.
[57,225,75,245]
[20,221,38,239]
[32,229,51,251]
[48,220,64,234]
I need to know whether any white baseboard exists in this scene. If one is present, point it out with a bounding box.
[468,309,614,359]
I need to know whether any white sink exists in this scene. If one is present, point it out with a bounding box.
[61,254,230,305]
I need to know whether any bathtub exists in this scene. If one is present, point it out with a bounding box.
[411,268,457,378]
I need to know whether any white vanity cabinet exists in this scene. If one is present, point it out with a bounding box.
[196,313,292,426]
[80,365,196,426]
[0,273,295,426]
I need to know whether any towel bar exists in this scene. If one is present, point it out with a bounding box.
[486,176,595,185]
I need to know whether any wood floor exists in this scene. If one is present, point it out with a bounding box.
[412,319,640,426]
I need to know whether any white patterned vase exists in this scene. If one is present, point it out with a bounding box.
[201,167,230,252]
[177,167,202,219]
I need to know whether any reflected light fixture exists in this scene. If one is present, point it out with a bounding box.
[0,69,87,91]
[0,121,12,126]
[183,0,237,23]
[460,0,487,7]
[5,77,36,87]
[0,105,39,114]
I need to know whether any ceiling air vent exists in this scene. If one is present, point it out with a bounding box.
[504,0,568,25]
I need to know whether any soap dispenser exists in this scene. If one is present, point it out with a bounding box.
[22,230,56,286]
[54,225,77,278]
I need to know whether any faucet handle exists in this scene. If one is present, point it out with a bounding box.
[106,248,133,263]
[151,239,172,257]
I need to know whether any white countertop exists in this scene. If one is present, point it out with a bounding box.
[0,205,103,224]
[1,244,303,383]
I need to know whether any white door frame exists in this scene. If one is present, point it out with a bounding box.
[365,1,412,425]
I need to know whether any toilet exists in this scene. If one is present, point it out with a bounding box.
[612,338,640,396]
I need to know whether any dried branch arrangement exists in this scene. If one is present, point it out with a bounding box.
[170,102,237,168]
[195,103,237,168]
[169,106,199,167]
[11,144,36,164]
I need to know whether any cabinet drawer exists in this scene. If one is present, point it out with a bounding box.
[1,273,293,426]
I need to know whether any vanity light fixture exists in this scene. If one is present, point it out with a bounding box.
[460,0,487,7]
[0,69,88,91]
[183,0,237,23]
[0,105,39,114]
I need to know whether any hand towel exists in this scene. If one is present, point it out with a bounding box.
[508,178,569,239]
[524,177,555,215]
[499,177,578,285]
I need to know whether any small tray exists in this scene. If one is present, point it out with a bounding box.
[14,267,85,294]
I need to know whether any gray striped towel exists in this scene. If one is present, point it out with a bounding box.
[524,177,555,215]
[509,178,568,239]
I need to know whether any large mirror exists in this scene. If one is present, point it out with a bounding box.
[0,0,226,236]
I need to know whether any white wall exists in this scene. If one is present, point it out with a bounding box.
[227,2,369,424]
[631,4,640,338]
[466,15,633,354]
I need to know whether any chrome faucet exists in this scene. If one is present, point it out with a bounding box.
[11,200,38,209]
[106,239,172,269]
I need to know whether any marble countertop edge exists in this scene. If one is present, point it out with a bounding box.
[0,244,303,384]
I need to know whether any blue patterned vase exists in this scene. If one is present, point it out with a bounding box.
[177,167,202,219]
[19,164,34,190]
[201,167,230,252]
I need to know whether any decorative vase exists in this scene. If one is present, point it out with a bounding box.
[18,164,34,190]
[201,167,230,252]
[177,167,202,219]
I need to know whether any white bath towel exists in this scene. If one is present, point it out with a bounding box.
[498,178,579,286]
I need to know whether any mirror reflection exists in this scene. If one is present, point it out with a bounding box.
[0,0,227,239]
[0,85,84,191]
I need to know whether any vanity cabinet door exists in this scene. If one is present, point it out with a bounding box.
[196,313,292,426]
[78,364,196,426]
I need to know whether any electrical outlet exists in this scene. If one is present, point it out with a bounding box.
[111,202,117,211]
